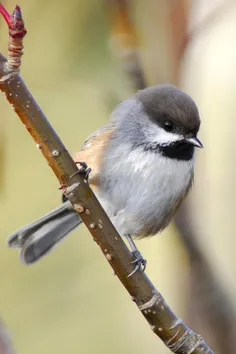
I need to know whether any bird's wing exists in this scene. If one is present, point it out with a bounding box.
[73,123,115,188]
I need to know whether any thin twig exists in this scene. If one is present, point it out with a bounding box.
[108,0,146,89]
[0,3,214,353]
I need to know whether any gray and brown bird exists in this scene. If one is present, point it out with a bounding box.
[8,84,202,275]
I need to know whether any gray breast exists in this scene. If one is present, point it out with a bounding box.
[96,142,194,237]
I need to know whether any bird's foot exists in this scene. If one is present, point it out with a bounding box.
[125,234,147,277]
[71,161,91,181]
[128,250,147,277]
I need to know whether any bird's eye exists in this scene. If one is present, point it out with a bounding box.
[163,121,175,133]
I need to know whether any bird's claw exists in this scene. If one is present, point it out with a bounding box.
[128,250,147,277]
[71,161,91,181]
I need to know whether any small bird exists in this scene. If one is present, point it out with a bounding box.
[8,84,202,276]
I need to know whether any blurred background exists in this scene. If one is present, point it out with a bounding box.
[1,0,236,353]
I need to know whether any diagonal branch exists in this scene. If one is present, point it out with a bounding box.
[0,3,214,354]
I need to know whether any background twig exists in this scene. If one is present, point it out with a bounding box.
[0,320,14,354]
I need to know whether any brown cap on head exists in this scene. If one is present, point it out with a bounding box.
[135,84,200,137]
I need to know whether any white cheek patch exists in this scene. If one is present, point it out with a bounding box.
[155,128,183,145]
[144,122,183,146]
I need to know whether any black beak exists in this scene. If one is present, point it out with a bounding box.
[185,136,203,148]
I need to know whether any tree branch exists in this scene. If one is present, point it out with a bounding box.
[0,3,214,353]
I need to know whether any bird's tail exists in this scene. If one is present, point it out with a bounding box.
[8,200,82,264]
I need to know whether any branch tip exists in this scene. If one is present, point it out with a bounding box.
[0,3,26,36]
[13,5,21,19]
[0,2,26,71]
[11,6,26,37]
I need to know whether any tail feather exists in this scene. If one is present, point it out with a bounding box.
[8,201,82,264]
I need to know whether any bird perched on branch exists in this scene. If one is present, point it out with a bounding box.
[8,84,202,276]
